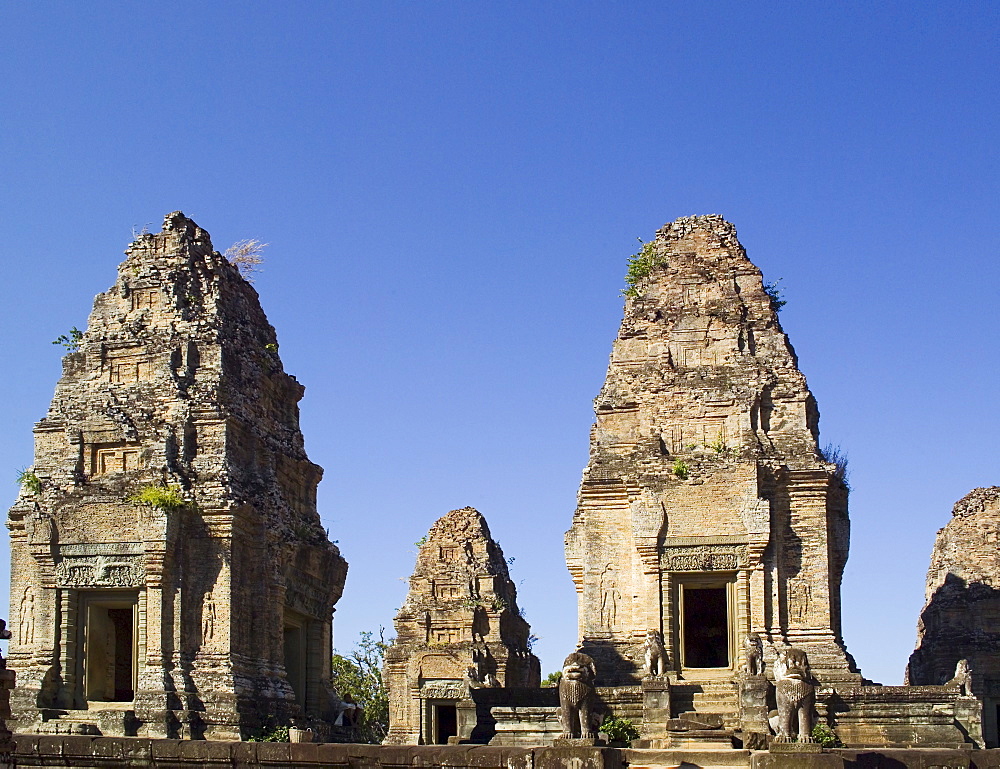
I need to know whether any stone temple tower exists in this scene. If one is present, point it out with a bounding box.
[7,212,348,739]
[384,507,540,745]
[565,215,861,688]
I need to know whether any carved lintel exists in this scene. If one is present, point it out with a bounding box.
[55,555,145,588]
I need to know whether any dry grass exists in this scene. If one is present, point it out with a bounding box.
[224,239,268,282]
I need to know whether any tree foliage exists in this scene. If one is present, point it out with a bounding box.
[331,628,391,744]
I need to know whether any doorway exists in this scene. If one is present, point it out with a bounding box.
[679,580,733,670]
[434,703,457,744]
[82,594,137,702]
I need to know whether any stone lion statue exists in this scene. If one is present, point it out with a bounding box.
[558,651,597,739]
[644,629,668,677]
[743,632,764,676]
[773,646,815,741]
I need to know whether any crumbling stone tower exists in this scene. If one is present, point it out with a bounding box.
[908,486,1000,746]
[7,212,348,739]
[565,215,860,689]
[384,507,540,745]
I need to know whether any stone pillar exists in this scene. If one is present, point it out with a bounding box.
[641,677,672,736]
[738,674,770,750]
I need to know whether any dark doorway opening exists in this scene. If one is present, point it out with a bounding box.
[435,704,457,744]
[83,597,137,702]
[683,586,729,668]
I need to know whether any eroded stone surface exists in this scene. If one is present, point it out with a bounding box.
[908,488,1000,705]
[384,507,540,744]
[565,215,860,690]
[7,212,347,739]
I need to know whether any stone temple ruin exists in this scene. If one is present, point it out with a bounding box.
[5,212,1000,766]
[384,507,540,746]
[908,487,1000,744]
[6,212,347,739]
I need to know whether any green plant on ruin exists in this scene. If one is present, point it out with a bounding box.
[622,238,666,298]
[414,535,428,548]
[708,432,728,454]
[246,723,289,742]
[672,459,689,480]
[763,278,786,312]
[600,714,640,743]
[16,468,41,495]
[811,723,843,748]
[264,342,278,353]
[128,483,186,511]
[52,327,83,352]
[225,238,268,283]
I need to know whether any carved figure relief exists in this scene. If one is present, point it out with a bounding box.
[19,587,35,645]
[202,591,217,643]
[599,566,620,628]
[55,555,144,588]
[663,545,744,571]
[644,629,669,676]
[788,579,811,621]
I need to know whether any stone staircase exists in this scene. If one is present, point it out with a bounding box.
[672,680,741,729]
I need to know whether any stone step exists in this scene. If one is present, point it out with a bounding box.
[624,748,752,768]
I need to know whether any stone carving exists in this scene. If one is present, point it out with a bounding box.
[55,555,145,588]
[384,507,540,745]
[558,652,597,739]
[773,646,815,742]
[420,680,466,700]
[664,546,742,571]
[643,629,668,677]
[18,588,35,645]
[202,591,216,643]
[949,658,973,696]
[599,566,620,627]
[743,632,764,676]
[788,579,812,621]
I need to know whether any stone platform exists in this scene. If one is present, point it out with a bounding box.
[11,735,1000,768]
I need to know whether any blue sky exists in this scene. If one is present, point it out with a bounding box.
[1,1,997,685]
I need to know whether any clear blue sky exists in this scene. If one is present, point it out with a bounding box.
[1,2,997,685]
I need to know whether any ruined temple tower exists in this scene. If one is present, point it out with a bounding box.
[384,507,540,745]
[908,487,1000,746]
[565,215,861,688]
[7,212,348,739]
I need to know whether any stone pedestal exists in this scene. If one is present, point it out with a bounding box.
[641,676,672,735]
[0,665,16,757]
[738,674,770,749]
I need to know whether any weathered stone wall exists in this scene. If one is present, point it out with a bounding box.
[384,507,540,745]
[11,735,1000,768]
[7,212,347,739]
[908,487,1000,746]
[565,215,858,689]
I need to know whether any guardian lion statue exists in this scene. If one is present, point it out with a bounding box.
[773,646,815,741]
[743,632,764,676]
[644,629,669,677]
[558,651,597,739]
